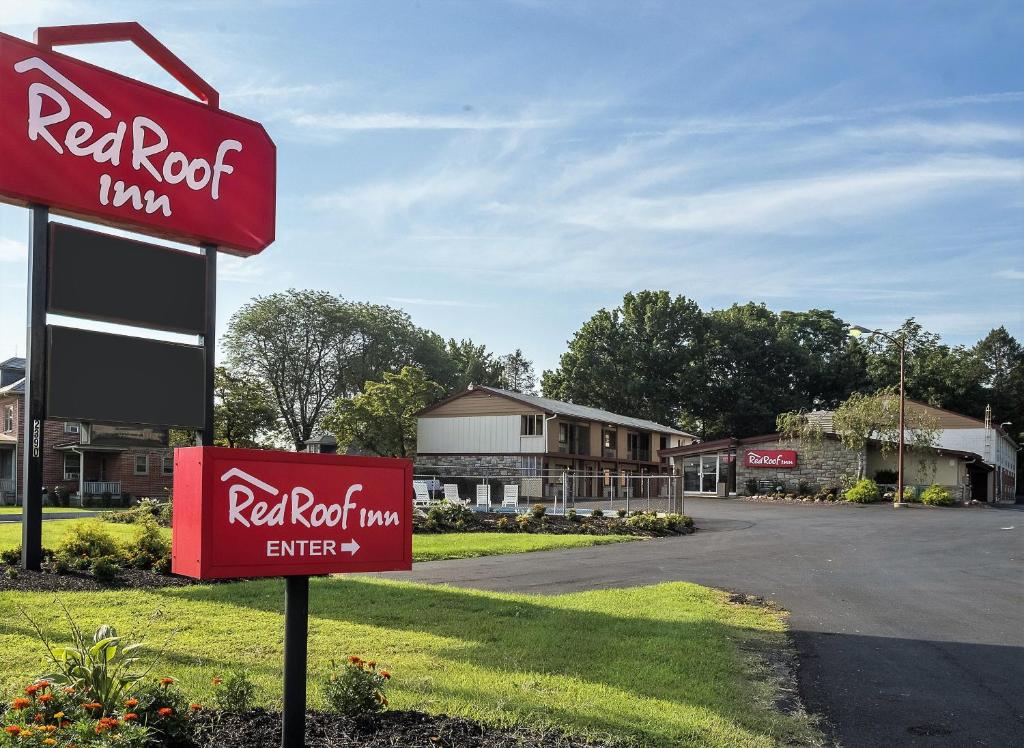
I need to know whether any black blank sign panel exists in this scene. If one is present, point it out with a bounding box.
[48,222,206,335]
[47,326,206,428]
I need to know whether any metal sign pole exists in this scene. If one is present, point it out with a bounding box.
[199,244,217,447]
[21,205,48,571]
[282,575,310,748]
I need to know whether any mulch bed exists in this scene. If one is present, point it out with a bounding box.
[0,566,197,592]
[189,709,625,748]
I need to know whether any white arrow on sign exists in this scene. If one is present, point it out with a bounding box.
[340,539,360,556]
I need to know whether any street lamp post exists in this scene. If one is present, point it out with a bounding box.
[849,325,907,508]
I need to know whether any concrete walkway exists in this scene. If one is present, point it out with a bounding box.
[381,497,1024,747]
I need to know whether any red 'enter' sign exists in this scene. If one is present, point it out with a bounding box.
[172,448,412,579]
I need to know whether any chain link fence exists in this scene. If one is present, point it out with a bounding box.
[413,469,684,515]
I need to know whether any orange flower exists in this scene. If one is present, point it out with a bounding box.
[158,707,173,716]
[347,655,362,665]
[24,684,41,695]
[95,716,120,734]
[33,713,45,723]
[38,694,53,703]
[43,725,57,733]
[189,703,202,711]
[159,677,175,687]
[82,702,103,711]
[380,670,391,680]
[43,740,57,746]
[4,726,20,735]
[212,677,223,686]
[61,687,75,695]
[367,660,377,668]
[123,713,138,722]
[124,698,139,708]
[11,697,31,709]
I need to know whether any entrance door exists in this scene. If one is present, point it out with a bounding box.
[969,467,989,502]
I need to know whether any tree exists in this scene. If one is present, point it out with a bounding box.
[214,366,278,448]
[542,291,706,429]
[778,388,941,478]
[324,367,444,457]
[498,349,537,393]
[443,338,503,392]
[224,290,353,451]
[972,327,1024,434]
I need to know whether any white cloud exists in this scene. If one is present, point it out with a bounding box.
[0,238,26,263]
[555,157,1023,234]
[218,254,270,283]
[996,269,1024,280]
[286,111,562,131]
[385,297,493,308]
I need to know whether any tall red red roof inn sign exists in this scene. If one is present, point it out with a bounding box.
[0,26,275,254]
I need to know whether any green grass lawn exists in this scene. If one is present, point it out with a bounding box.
[0,579,821,747]
[0,519,638,563]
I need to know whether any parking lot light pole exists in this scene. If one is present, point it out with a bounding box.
[849,325,907,508]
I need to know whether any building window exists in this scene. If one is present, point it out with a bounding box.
[63,453,80,481]
[602,428,616,457]
[64,422,80,434]
[162,455,173,475]
[134,454,148,475]
[521,456,540,476]
[521,414,543,436]
[558,423,569,451]
[2,405,12,433]
[659,436,668,450]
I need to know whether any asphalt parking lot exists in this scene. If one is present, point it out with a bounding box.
[387,497,1024,747]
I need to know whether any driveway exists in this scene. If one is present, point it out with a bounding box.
[384,498,1024,747]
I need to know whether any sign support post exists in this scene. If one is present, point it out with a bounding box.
[282,575,310,748]
[200,243,217,448]
[21,204,48,571]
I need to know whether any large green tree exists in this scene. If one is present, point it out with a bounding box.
[542,291,706,429]
[498,349,537,394]
[214,366,279,448]
[324,366,444,457]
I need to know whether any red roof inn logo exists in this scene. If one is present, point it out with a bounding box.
[0,30,275,254]
[745,450,798,468]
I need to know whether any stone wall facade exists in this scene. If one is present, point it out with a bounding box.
[415,454,530,478]
[736,437,862,494]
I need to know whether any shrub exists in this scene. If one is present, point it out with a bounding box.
[616,508,627,518]
[496,516,512,532]
[664,513,694,532]
[54,521,121,570]
[744,478,759,496]
[425,501,474,530]
[0,546,21,566]
[530,503,546,519]
[590,508,604,518]
[515,513,532,531]
[566,508,578,521]
[626,512,668,534]
[797,480,813,496]
[920,484,954,506]
[844,478,880,504]
[212,671,257,712]
[91,555,122,582]
[122,516,171,571]
[323,656,390,716]
[52,485,72,507]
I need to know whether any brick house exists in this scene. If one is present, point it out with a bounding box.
[0,357,173,505]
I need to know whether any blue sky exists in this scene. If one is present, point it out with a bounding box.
[1,0,1022,375]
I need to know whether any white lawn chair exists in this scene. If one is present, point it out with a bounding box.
[476,484,491,508]
[502,484,520,509]
[443,483,469,506]
[413,481,433,509]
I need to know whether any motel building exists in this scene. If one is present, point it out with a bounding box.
[415,385,697,500]
[660,400,1017,503]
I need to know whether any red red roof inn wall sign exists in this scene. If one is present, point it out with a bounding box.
[172,448,414,579]
[745,450,798,468]
[0,26,275,254]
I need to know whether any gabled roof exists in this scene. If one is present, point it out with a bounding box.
[0,357,25,370]
[422,385,695,437]
[0,378,25,395]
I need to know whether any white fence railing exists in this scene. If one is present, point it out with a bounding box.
[83,481,121,496]
[0,478,15,494]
